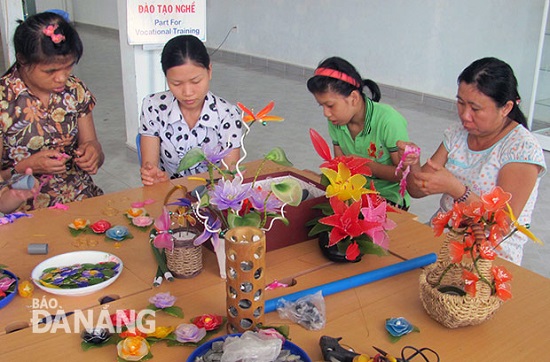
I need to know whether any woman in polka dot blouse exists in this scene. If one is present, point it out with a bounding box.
[139,35,243,185]
[397,57,546,265]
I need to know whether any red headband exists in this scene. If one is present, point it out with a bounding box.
[314,67,360,88]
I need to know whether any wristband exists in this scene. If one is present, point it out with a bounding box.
[454,185,471,203]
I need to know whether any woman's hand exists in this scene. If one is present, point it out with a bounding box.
[74,140,104,174]
[413,158,463,197]
[140,162,169,186]
[16,149,71,175]
[0,168,38,213]
[396,140,421,168]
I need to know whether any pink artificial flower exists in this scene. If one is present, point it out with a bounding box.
[132,216,154,227]
[153,207,173,250]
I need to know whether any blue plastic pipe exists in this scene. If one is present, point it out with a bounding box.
[265,252,437,313]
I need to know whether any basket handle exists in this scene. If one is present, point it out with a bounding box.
[164,185,188,206]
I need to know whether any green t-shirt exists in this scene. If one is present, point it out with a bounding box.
[327,98,410,207]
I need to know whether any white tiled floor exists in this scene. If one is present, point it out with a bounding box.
[4,25,549,278]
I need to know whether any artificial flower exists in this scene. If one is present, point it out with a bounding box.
[147,292,183,318]
[238,101,284,125]
[90,219,112,234]
[385,317,419,342]
[209,177,252,212]
[17,280,33,298]
[148,292,176,308]
[81,327,112,344]
[117,336,150,361]
[193,212,222,250]
[190,314,223,331]
[110,310,136,328]
[173,323,206,343]
[131,216,154,228]
[119,330,147,338]
[69,218,90,230]
[431,185,541,302]
[126,207,146,218]
[106,225,131,241]
[360,198,396,249]
[152,207,173,249]
[321,163,368,202]
[147,326,174,339]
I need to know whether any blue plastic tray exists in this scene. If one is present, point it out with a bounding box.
[187,333,312,361]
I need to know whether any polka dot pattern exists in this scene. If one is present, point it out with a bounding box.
[139,91,242,177]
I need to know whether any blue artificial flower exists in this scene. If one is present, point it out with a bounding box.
[106,225,130,241]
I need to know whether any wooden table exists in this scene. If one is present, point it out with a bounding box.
[1,162,549,361]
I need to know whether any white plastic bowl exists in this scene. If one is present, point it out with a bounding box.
[32,251,123,297]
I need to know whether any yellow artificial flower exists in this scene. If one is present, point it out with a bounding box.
[117,336,150,361]
[321,163,368,202]
[126,207,146,218]
[147,326,175,339]
[505,203,542,245]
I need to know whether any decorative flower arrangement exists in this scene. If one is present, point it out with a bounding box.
[431,186,542,301]
[306,128,397,261]
[173,101,303,236]
[0,265,17,306]
[80,293,226,361]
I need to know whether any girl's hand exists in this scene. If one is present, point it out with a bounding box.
[17,149,70,175]
[74,140,103,174]
[140,162,169,186]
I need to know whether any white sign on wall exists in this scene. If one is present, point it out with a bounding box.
[127,0,206,45]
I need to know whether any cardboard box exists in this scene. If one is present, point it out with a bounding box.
[247,171,326,251]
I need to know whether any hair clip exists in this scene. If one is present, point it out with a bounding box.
[42,24,65,44]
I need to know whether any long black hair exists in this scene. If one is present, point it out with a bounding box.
[161,35,210,75]
[458,57,527,128]
[307,56,381,102]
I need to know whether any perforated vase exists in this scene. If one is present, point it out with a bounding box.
[224,226,266,333]
[419,229,502,328]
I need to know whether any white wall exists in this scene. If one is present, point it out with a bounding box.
[204,0,546,109]
[71,0,118,29]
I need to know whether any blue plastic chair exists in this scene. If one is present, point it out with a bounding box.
[136,133,142,165]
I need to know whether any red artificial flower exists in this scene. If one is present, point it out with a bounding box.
[462,270,479,296]
[110,310,136,328]
[345,241,361,261]
[191,314,223,331]
[319,197,375,246]
[494,282,513,301]
[119,329,147,338]
[481,186,511,212]
[450,202,467,229]
[432,211,452,237]
[491,265,513,283]
[462,200,485,223]
[448,241,466,263]
[478,241,497,260]
[488,224,504,248]
[91,219,112,234]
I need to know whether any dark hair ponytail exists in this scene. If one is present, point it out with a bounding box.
[161,35,210,75]
[307,56,381,102]
[458,57,527,128]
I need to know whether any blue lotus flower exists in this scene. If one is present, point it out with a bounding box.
[106,226,130,241]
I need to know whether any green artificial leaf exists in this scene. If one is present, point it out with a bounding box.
[264,147,293,167]
[355,237,389,257]
[271,178,302,206]
[81,335,120,351]
[162,306,184,318]
[228,212,261,229]
[307,222,331,237]
[312,202,333,215]
[177,148,206,172]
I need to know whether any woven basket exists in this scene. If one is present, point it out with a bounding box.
[163,186,203,279]
[419,229,502,328]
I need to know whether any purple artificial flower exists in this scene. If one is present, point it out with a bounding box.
[166,198,192,208]
[248,186,283,213]
[174,323,206,343]
[193,212,222,250]
[149,292,177,309]
[202,143,232,164]
[0,276,15,291]
[209,177,251,212]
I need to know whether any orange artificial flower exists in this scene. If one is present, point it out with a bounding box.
[462,269,479,296]
[481,186,511,212]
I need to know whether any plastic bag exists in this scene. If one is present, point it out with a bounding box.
[221,331,282,362]
[276,291,326,330]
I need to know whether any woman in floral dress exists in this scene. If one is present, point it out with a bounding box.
[0,12,104,210]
